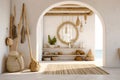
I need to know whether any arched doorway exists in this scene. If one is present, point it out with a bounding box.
[95,14,103,66]
[36,1,106,66]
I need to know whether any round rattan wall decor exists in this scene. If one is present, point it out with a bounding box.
[57,21,79,45]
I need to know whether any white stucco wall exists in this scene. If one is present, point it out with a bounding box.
[43,15,95,51]
[0,0,10,73]
[11,0,120,67]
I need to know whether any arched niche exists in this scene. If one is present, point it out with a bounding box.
[36,1,106,66]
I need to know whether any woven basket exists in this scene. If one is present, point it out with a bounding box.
[6,51,24,72]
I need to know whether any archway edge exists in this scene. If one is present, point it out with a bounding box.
[36,1,106,66]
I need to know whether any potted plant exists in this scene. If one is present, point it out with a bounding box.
[48,35,57,48]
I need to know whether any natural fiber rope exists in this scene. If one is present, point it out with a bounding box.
[43,64,109,75]
[24,3,40,72]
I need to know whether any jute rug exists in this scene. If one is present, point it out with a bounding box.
[42,64,109,75]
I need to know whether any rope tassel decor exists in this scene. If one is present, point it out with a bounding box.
[21,11,26,44]
[80,21,83,32]
[84,14,87,24]
[76,16,80,27]
[12,6,17,39]
[12,25,17,39]
[65,26,68,34]
[21,25,26,43]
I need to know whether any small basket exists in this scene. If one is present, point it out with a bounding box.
[51,57,58,61]
[43,57,51,61]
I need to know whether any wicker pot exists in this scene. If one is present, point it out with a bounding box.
[49,45,55,48]
[6,51,25,72]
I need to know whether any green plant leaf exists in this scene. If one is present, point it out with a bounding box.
[48,35,57,45]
